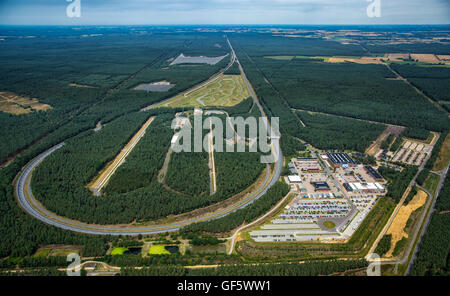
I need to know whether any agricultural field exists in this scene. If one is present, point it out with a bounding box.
[158,75,249,108]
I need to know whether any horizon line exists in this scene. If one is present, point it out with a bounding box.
[1,24,450,27]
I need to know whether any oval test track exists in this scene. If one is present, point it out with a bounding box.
[16,141,280,235]
[15,38,283,235]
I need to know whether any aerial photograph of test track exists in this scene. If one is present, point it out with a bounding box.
[1,0,450,282]
[15,46,283,235]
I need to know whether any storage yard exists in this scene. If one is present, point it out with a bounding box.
[392,139,433,166]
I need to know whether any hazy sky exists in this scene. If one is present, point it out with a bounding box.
[0,0,449,25]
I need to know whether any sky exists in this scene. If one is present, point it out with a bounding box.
[0,0,449,25]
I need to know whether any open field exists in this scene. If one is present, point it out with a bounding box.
[0,91,51,115]
[327,56,385,65]
[433,134,450,171]
[148,245,171,255]
[50,249,80,257]
[385,189,427,257]
[424,173,441,195]
[32,248,52,257]
[387,53,410,61]
[111,247,128,255]
[158,75,249,108]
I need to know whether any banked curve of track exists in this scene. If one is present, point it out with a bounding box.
[16,140,281,235]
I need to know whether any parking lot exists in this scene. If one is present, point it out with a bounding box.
[251,153,388,243]
[392,140,432,166]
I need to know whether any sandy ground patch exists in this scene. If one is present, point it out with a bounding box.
[410,54,440,64]
[365,125,403,156]
[385,190,427,257]
[366,129,389,156]
[68,83,97,88]
[0,91,52,114]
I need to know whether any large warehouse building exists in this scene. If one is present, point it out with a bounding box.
[325,152,357,168]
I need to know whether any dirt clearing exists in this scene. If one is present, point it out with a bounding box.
[0,91,52,115]
[385,189,427,257]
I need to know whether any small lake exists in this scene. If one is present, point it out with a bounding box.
[164,245,179,254]
[187,244,226,254]
[134,82,175,92]
[123,247,142,255]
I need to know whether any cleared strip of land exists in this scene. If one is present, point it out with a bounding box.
[208,122,217,195]
[89,116,155,196]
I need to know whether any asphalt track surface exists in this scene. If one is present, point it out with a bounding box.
[15,38,283,235]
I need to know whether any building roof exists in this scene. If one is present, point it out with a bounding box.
[343,183,353,192]
[348,182,383,191]
[312,181,330,190]
[364,166,383,180]
[326,152,356,165]
[288,175,302,183]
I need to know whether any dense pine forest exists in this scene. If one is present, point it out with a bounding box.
[230,34,449,136]
[390,63,450,107]
[295,110,385,152]
[104,115,174,194]
[120,259,368,276]
[411,173,450,275]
